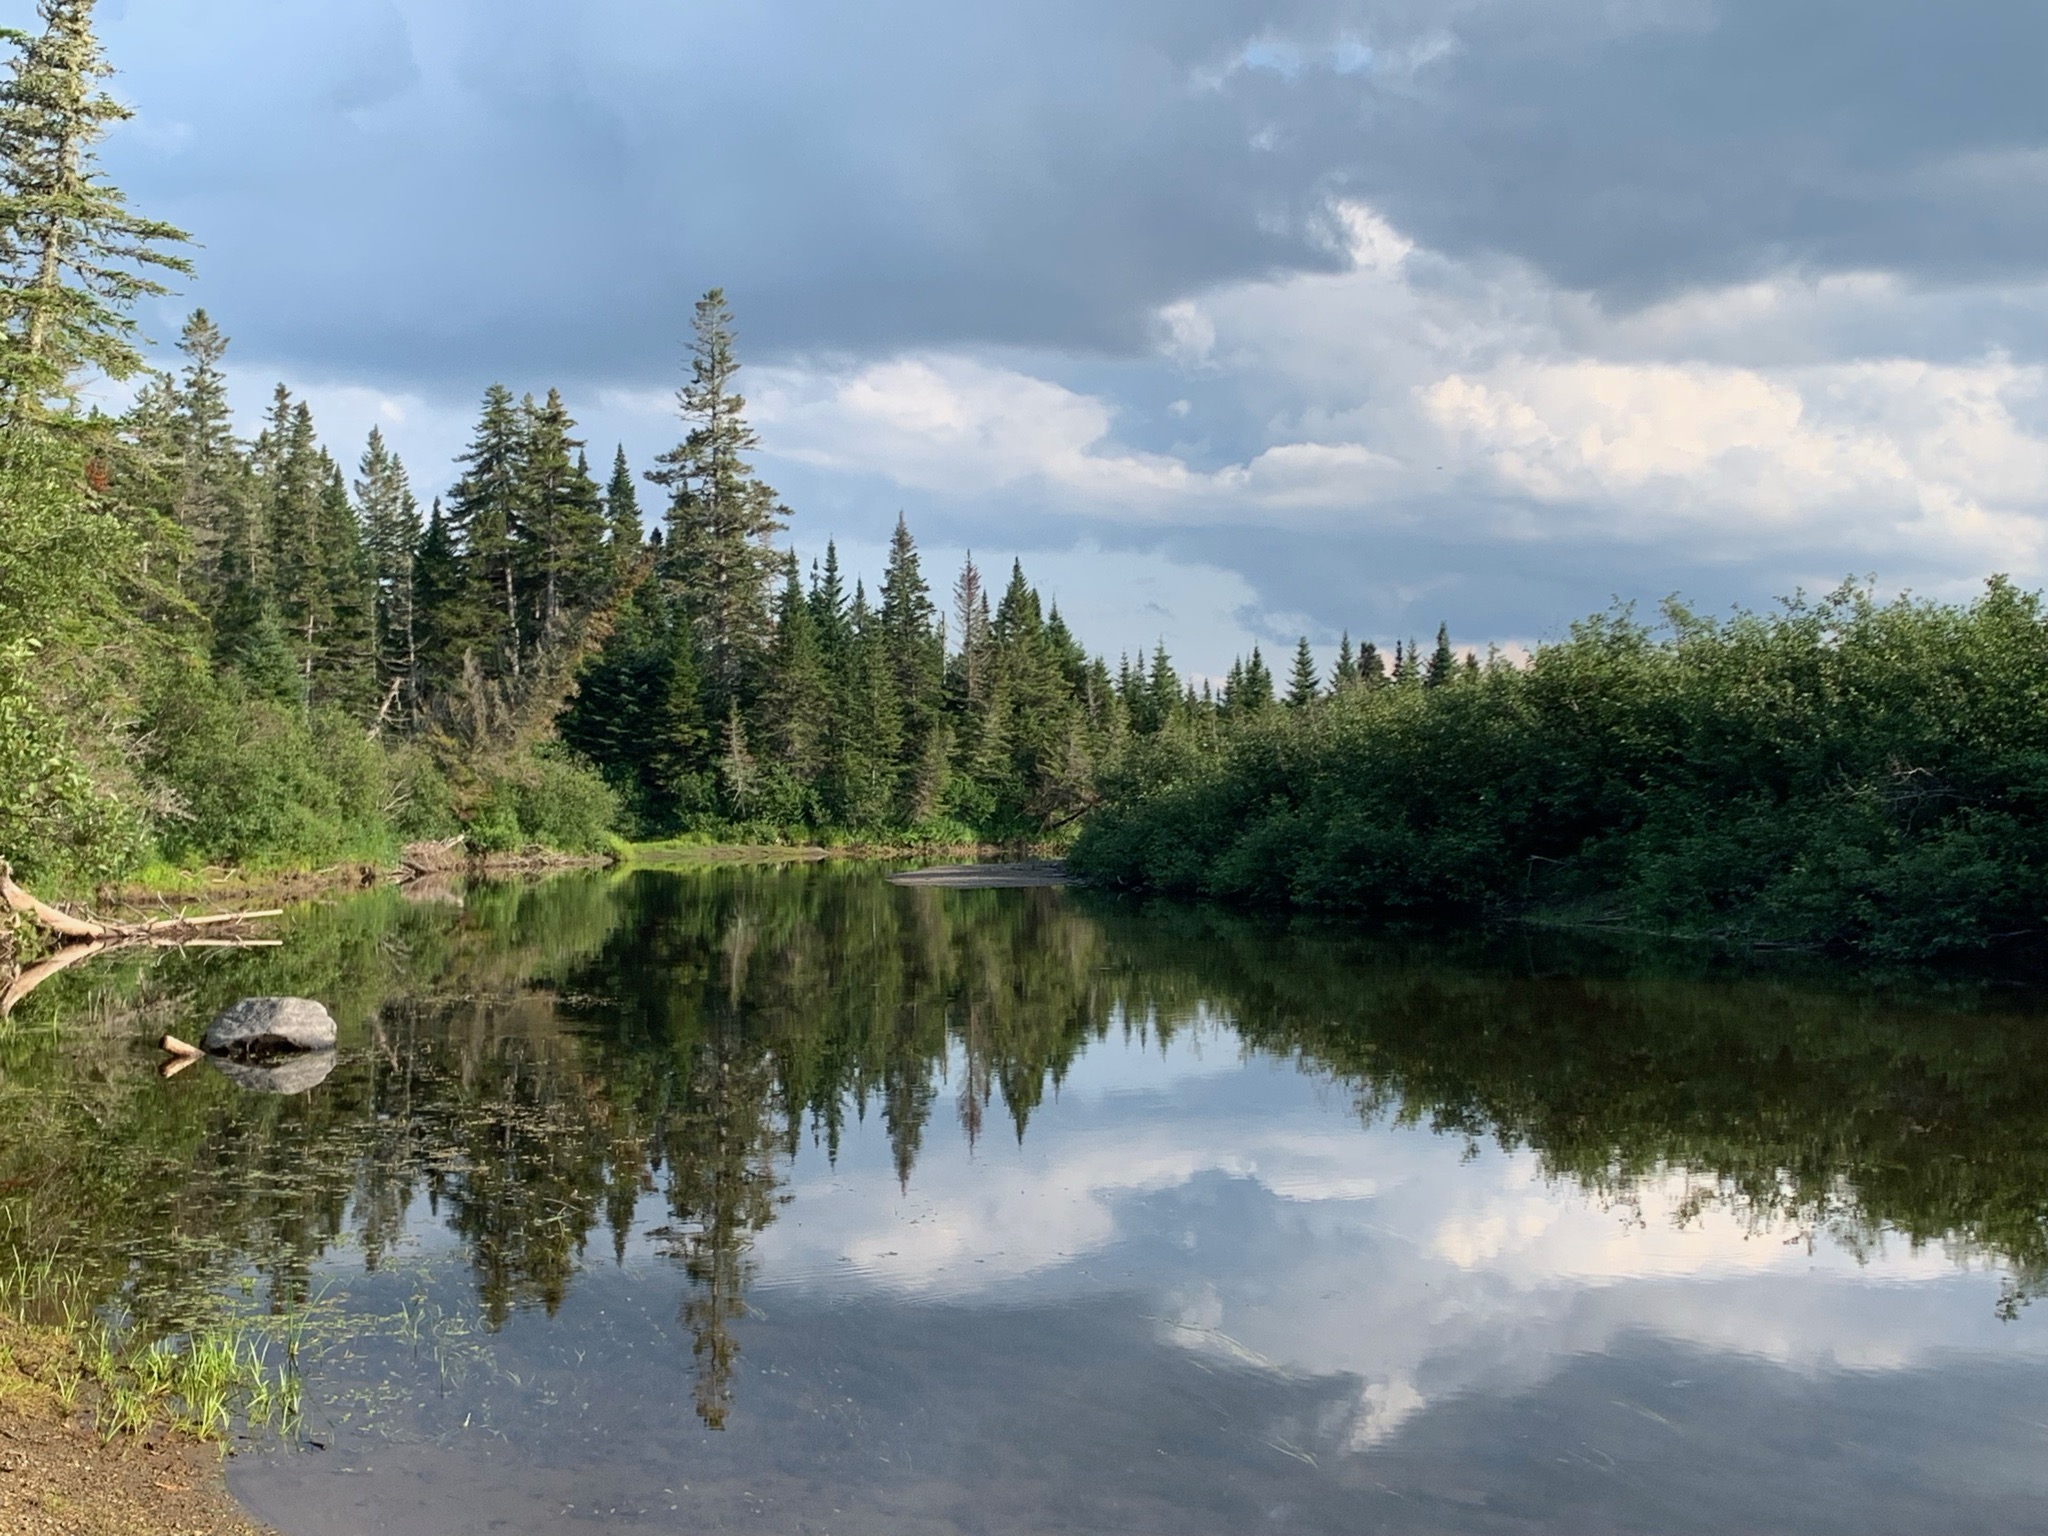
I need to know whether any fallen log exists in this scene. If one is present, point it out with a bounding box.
[0,860,282,942]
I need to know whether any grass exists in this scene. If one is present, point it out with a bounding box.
[1,1242,307,1444]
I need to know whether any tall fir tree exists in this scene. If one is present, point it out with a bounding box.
[649,289,787,702]
[314,458,375,716]
[0,0,190,417]
[1286,637,1319,707]
[877,514,944,769]
[446,383,526,682]
[1359,639,1386,687]
[759,564,831,787]
[261,391,331,697]
[809,539,848,656]
[355,427,421,728]
[604,444,641,566]
[513,388,607,642]
[167,309,243,596]
[1332,632,1359,692]
[1425,622,1455,688]
[950,552,991,706]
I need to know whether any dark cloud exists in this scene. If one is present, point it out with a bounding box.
[1353,0,2048,303]
[97,0,2043,388]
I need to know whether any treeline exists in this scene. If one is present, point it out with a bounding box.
[1074,581,2048,961]
[0,0,1201,886]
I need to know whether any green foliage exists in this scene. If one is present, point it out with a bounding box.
[140,661,392,867]
[0,0,192,418]
[472,746,622,854]
[1076,581,2048,961]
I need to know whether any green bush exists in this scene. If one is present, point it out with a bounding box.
[1073,580,2048,960]
[471,748,621,854]
[140,663,392,867]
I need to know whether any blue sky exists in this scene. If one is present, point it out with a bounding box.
[79,0,2048,676]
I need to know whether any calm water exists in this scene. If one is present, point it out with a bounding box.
[5,864,2048,1534]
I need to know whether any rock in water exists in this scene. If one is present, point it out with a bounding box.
[203,997,338,1056]
[211,1051,337,1096]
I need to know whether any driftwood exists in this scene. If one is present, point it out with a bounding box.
[0,861,285,1018]
[0,861,283,942]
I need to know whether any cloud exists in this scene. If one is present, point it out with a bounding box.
[89,0,2048,671]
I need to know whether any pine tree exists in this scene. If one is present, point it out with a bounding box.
[167,309,242,596]
[878,513,943,753]
[810,539,848,654]
[446,383,525,681]
[825,582,902,826]
[759,564,830,786]
[314,458,375,716]
[1425,623,1456,688]
[514,389,607,642]
[1332,632,1359,692]
[262,391,330,697]
[1359,639,1386,687]
[0,0,190,417]
[649,289,786,702]
[1241,646,1274,710]
[1286,637,1319,707]
[1146,642,1180,730]
[411,498,473,696]
[604,444,641,566]
[355,427,421,728]
[950,552,990,706]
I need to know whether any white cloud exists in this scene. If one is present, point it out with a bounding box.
[730,198,2048,614]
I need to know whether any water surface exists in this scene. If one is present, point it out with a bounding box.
[5,864,2047,1533]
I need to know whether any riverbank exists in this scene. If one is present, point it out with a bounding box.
[0,1318,275,1536]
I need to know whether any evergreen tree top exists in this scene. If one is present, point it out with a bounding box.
[0,0,192,415]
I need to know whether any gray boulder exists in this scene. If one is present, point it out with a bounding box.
[211,1051,337,1096]
[203,997,338,1056]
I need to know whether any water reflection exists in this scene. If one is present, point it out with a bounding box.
[4,865,2048,1531]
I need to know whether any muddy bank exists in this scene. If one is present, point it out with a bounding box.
[0,1320,275,1536]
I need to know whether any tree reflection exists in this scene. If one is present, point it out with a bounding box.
[5,865,2048,1428]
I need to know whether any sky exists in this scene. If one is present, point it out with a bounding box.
[73,0,2048,677]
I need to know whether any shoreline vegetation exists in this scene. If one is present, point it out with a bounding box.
[1072,579,2048,965]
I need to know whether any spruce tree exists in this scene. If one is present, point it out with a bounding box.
[1359,639,1386,687]
[825,582,902,825]
[810,540,847,646]
[1425,622,1456,688]
[649,289,786,701]
[1332,632,1359,692]
[167,309,242,596]
[356,427,421,728]
[1242,646,1274,710]
[1286,637,1319,707]
[950,552,991,707]
[1146,642,1180,731]
[0,0,190,417]
[315,458,375,716]
[513,388,606,641]
[760,565,831,786]
[604,445,641,566]
[262,391,330,696]
[646,599,711,825]
[411,498,471,695]
[878,513,943,750]
[446,383,525,681]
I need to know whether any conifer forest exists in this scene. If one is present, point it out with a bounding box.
[5,0,2048,964]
